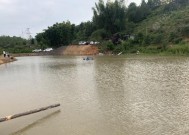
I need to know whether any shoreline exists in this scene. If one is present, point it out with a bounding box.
[0,56,17,65]
[12,45,99,57]
[0,52,188,65]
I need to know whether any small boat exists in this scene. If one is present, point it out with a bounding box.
[83,57,94,60]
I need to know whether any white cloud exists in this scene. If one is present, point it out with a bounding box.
[0,0,11,4]
[0,0,141,37]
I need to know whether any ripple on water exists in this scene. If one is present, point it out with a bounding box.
[1,56,189,135]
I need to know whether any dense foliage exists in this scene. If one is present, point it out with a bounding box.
[92,0,126,34]
[36,21,75,48]
[0,36,37,54]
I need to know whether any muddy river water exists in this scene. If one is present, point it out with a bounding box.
[1,56,189,135]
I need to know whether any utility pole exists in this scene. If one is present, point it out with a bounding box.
[26,28,33,46]
[26,28,32,40]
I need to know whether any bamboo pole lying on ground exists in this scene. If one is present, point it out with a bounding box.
[0,103,60,122]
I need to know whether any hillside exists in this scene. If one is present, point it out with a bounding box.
[135,5,189,44]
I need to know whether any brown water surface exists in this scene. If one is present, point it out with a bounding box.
[1,56,189,135]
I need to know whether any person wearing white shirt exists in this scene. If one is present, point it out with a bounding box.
[3,51,6,57]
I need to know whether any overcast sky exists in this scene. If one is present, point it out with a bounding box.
[0,0,141,38]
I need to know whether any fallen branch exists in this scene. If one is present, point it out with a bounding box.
[0,103,60,122]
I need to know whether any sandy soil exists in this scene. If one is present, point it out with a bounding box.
[54,45,99,55]
[0,56,16,65]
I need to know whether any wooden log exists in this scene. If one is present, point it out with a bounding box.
[0,103,60,122]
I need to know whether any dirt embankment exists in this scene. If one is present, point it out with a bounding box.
[0,56,16,65]
[3,45,99,59]
[53,45,99,55]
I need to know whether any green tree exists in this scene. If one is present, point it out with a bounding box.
[36,21,75,48]
[92,0,126,34]
[127,1,150,23]
[74,21,95,41]
[147,0,161,9]
[127,2,138,22]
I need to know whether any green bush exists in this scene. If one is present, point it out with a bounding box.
[153,34,163,44]
[122,41,134,52]
[169,32,178,42]
[134,32,144,44]
[181,25,189,36]
[100,41,115,52]
[167,44,189,54]
[139,46,160,53]
[173,37,182,44]
[113,44,124,53]
[143,35,152,45]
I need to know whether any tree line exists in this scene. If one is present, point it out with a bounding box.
[0,36,37,54]
[34,0,189,50]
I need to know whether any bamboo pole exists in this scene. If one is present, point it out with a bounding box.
[0,103,60,122]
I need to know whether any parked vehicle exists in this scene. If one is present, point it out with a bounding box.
[79,41,86,45]
[79,41,100,45]
[90,41,94,45]
[94,42,100,45]
[32,49,42,53]
[43,48,53,52]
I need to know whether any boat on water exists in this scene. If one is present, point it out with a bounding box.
[83,57,94,61]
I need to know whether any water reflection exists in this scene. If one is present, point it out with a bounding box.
[11,110,61,135]
[94,57,130,134]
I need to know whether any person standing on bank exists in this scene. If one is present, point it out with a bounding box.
[3,51,6,57]
[7,52,10,57]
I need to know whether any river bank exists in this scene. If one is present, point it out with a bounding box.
[0,56,17,65]
[12,53,47,57]
[5,44,189,60]
[11,45,99,57]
